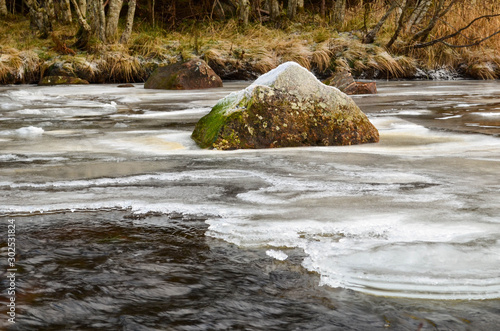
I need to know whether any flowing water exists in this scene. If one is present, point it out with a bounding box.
[0,80,499,330]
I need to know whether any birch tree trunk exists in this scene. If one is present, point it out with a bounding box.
[106,0,124,42]
[88,0,106,43]
[405,0,432,33]
[0,0,8,16]
[78,0,87,17]
[394,0,406,22]
[46,0,56,21]
[297,0,303,13]
[70,0,91,48]
[332,0,346,27]
[25,0,53,38]
[412,0,457,42]
[386,0,412,48]
[288,0,298,19]
[238,0,250,27]
[59,0,72,23]
[119,0,136,44]
[268,0,279,21]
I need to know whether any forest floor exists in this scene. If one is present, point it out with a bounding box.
[1,11,500,85]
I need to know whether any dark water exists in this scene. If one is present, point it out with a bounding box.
[1,80,500,330]
[3,212,500,331]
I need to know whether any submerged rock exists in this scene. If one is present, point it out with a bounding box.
[192,62,379,150]
[38,76,89,86]
[324,70,377,95]
[144,58,223,90]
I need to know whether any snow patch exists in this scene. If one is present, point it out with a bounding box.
[266,249,288,261]
[15,126,44,138]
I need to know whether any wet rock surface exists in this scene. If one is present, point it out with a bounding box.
[38,76,90,86]
[144,58,223,90]
[192,62,379,149]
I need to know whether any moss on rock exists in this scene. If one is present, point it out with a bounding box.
[192,62,379,150]
[38,76,90,86]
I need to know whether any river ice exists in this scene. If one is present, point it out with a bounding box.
[1,81,499,309]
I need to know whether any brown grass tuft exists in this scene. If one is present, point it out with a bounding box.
[311,42,332,71]
[0,47,40,83]
[274,39,312,69]
[99,52,145,83]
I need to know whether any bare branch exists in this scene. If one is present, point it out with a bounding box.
[409,13,500,49]
[437,17,476,42]
[363,0,398,44]
[440,29,500,48]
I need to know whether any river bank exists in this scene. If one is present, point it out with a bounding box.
[1,12,500,85]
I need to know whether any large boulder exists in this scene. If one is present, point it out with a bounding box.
[192,62,379,150]
[324,70,377,95]
[144,59,223,90]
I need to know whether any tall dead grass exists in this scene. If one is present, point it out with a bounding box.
[0,48,40,84]
[346,0,500,78]
[1,1,500,83]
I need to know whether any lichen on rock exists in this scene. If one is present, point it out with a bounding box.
[192,61,379,150]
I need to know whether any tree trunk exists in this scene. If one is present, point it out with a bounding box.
[70,0,91,31]
[59,0,72,23]
[288,0,297,19]
[394,0,406,22]
[320,0,325,18]
[106,0,124,42]
[46,0,56,21]
[297,0,304,13]
[238,0,250,27]
[0,0,8,16]
[363,0,398,44]
[386,0,412,48]
[268,0,279,20]
[406,0,432,33]
[412,0,458,42]
[78,0,86,16]
[25,0,53,38]
[88,0,106,43]
[332,0,346,27]
[119,0,136,44]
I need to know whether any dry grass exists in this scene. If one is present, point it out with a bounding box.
[1,0,500,83]
[354,0,500,78]
[98,51,145,83]
[0,47,40,84]
[311,41,332,71]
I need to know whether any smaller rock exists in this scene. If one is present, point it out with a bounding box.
[117,83,135,88]
[325,69,356,92]
[325,70,377,95]
[38,76,89,86]
[355,82,377,94]
[144,58,223,90]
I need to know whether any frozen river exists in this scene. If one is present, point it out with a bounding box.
[1,80,499,329]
